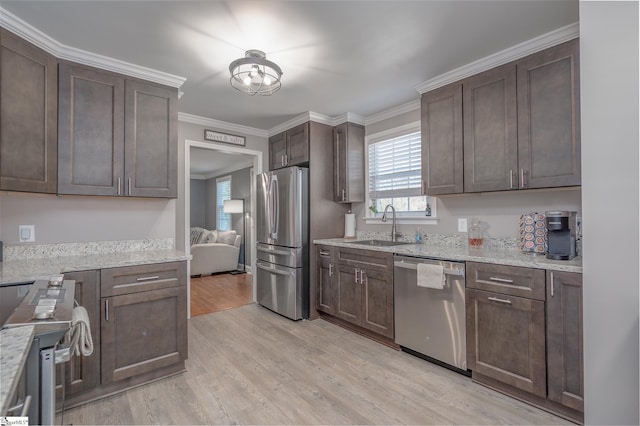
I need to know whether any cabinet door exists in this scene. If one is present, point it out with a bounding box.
[463,64,518,192]
[421,83,463,195]
[56,270,101,400]
[517,39,581,189]
[317,258,336,315]
[360,269,394,338]
[466,288,546,397]
[286,122,309,166]
[58,63,125,195]
[333,123,348,202]
[124,79,178,198]
[101,286,187,384]
[335,264,361,325]
[547,271,584,412]
[268,132,286,170]
[334,123,364,203]
[0,28,57,193]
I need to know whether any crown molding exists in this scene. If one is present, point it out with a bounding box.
[0,7,186,88]
[179,113,268,138]
[415,22,579,94]
[364,99,421,126]
[334,112,365,126]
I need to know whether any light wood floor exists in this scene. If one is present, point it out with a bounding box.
[58,304,569,425]
[190,273,253,317]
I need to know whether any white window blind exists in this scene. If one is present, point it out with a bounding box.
[216,176,231,230]
[368,131,422,199]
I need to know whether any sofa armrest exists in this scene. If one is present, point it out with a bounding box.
[190,243,240,276]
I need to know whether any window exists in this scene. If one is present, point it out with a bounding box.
[366,125,435,222]
[216,176,232,230]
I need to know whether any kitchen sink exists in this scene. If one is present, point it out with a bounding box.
[349,239,413,247]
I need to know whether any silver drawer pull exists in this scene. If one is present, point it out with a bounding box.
[488,296,512,304]
[319,250,330,257]
[257,246,292,256]
[257,263,292,276]
[136,276,160,282]
[488,277,514,284]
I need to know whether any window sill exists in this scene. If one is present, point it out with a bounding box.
[363,216,439,225]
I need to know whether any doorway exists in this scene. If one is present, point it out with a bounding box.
[184,140,262,317]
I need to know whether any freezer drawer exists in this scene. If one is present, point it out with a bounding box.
[256,261,307,320]
[256,243,303,268]
[394,256,467,371]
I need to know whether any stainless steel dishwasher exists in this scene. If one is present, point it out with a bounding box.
[394,255,469,374]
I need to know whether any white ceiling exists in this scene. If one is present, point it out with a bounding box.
[2,1,578,131]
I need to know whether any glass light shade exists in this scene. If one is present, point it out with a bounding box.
[223,199,244,214]
[229,50,282,96]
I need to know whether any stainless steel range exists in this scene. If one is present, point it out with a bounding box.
[3,276,75,424]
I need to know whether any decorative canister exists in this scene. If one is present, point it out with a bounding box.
[519,212,548,254]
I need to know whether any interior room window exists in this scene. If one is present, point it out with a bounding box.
[367,130,433,217]
[216,176,232,230]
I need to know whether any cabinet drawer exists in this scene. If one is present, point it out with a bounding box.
[101,261,186,297]
[336,248,393,271]
[466,262,545,300]
[317,245,334,261]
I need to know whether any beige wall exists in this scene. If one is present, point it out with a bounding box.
[357,111,582,239]
[0,192,175,244]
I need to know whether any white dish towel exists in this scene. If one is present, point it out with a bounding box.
[63,306,94,356]
[416,263,445,289]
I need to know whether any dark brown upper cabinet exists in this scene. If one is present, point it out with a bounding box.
[422,38,580,195]
[333,122,364,203]
[517,39,581,189]
[268,122,309,170]
[58,62,177,198]
[420,82,464,195]
[0,28,58,194]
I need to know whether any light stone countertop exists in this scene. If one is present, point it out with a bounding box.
[0,249,190,285]
[313,238,582,273]
[0,325,34,415]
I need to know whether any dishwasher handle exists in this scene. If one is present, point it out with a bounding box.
[394,260,464,277]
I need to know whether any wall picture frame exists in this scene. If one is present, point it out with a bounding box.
[204,129,246,146]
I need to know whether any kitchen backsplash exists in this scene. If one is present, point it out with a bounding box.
[3,238,174,261]
[355,231,519,250]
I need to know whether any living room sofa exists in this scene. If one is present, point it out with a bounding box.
[190,227,241,276]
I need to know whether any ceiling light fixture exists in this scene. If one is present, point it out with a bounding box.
[229,49,282,96]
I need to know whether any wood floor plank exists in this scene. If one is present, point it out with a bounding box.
[60,303,570,425]
[190,273,253,317]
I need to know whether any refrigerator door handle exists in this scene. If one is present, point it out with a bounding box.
[269,175,279,240]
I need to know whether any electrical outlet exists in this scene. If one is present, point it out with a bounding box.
[19,225,35,243]
[458,218,468,233]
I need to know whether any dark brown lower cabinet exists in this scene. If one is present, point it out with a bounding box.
[316,247,337,316]
[101,285,187,384]
[546,270,584,413]
[466,288,547,397]
[55,270,100,402]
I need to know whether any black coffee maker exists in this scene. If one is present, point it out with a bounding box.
[545,211,578,260]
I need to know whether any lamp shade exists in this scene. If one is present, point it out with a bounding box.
[223,199,244,214]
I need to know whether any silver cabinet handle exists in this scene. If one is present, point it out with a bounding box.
[354,268,360,284]
[509,170,515,189]
[8,394,31,417]
[319,250,330,257]
[421,179,426,196]
[105,299,109,321]
[117,177,122,195]
[281,155,285,167]
[489,277,514,284]
[136,275,160,282]
[342,189,346,202]
[128,178,132,195]
[329,263,333,277]
[359,269,365,284]
[488,296,512,304]
[520,169,527,188]
[550,272,555,297]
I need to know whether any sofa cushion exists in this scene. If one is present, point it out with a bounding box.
[201,229,218,244]
[190,227,205,246]
[216,230,237,245]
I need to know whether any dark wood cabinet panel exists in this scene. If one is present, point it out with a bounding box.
[421,82,463,195]
[0,28,57,193]
[101,285,187,384]
[286,122,309,166]
[316,246,336,315]
[58,63,125,195]
[125,79,178,198]
[546,270,584,412]
[269,132,287,170]
[335,264,360,323]
[517,39,581,189]
[463,64,518,192]
[100,261,186,297]
[361,269,393,338]
[333,122,364,203]
[466,262,546,301]
[466,288,546,397]
[56,270,100,401]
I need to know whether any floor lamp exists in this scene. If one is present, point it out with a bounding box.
[223,198,246,274]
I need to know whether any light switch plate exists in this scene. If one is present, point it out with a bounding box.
[19,225,35,243]
[458,218,468,233]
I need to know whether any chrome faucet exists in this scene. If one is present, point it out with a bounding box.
[381,204,401,242]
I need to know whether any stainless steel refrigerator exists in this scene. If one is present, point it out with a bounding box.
[255,166,309,320]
